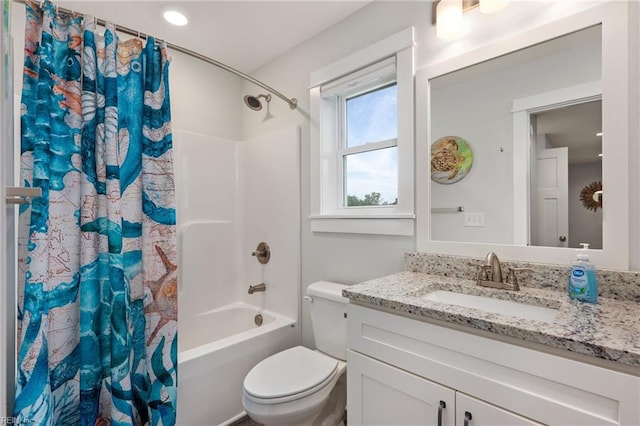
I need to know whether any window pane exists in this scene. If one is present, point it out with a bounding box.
[346,84,397,148]
[345,147,398,207]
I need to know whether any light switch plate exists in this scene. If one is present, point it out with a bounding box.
[465,212,485,227]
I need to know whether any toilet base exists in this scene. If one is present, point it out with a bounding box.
[245,370,346,426]
[312,373,346,426]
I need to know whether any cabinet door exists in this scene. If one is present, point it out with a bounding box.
[348,350,455,426]
[455,393,543,426]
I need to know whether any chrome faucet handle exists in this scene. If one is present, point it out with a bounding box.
[478,265,491,281]
[505,267,533,290]
[251,242,270,264]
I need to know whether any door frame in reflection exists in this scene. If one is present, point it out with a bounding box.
[511,81,601,247]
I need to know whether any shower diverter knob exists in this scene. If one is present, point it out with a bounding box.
[251,242,271,264]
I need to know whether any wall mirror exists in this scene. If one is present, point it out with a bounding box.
[416,3,629,270]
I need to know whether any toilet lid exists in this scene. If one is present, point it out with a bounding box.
[244,346,338,400]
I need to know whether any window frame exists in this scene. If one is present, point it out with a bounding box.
[309,28,415,235]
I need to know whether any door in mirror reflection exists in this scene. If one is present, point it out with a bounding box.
[530,101,602,249]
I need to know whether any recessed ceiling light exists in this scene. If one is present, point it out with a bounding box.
[163,9,188,26]
[596,132,603,137]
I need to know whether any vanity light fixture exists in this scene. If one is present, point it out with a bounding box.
[433,0,511,40]
[163,8,189,26]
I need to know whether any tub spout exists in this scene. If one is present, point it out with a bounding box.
[248,283,266,294]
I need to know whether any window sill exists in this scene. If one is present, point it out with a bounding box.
[309,215,415,236]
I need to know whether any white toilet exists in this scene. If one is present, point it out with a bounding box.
[242,281,349,426]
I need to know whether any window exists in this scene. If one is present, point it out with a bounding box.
[343,83,398,208]
[309,28,415,235]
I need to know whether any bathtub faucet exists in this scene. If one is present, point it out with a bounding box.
[248,283,267,294]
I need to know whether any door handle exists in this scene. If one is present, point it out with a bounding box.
[464,411,472,426]
[437,400,446,426]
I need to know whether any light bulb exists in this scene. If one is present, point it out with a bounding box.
[436,0,464,41]
[479,0,511,14]
[163,9,189,26]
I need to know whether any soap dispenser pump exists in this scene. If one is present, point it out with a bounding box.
[568,243,598,304]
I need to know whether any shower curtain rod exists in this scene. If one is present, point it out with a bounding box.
[12,0,298,110]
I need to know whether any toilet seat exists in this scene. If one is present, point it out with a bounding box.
[243,346,338,404]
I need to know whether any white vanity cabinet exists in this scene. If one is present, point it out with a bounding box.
[348,350,540,426]
[348,350,455,426]
[453,393,541,426]
[346,304,640,426]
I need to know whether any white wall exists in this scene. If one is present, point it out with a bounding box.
[630,0,640,274]
[9,4,23,99]
[240,0,638,347]
[430,36,600,244]
[170,50,243,141]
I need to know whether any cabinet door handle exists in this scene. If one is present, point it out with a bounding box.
[437,400,446,426]
[464,411,473,426]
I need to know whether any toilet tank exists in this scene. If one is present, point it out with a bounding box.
[307,281,349,361]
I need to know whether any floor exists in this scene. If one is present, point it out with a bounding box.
[230,416,263,426]
[231,412,347,425]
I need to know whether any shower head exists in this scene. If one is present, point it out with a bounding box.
[244,93,271,111]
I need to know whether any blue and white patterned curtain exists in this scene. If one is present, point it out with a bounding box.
[14,1,178,425]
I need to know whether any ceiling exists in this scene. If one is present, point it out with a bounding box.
[53,1,369,73]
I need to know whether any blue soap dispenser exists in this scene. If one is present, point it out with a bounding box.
[568,243,598,304]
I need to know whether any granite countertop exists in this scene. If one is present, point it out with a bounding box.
[343,271,640,368]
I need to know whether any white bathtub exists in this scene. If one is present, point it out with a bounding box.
[177,303,297,426]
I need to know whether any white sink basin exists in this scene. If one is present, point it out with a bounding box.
[424,290,559,324]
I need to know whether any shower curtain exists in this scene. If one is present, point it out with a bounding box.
[13,1,178,425]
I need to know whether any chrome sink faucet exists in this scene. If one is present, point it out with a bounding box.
[482,252,503,283]
[477,252,531,291]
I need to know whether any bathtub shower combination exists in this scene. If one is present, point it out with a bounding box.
[173,126,301,425]
[176,238,297,426]
[176,237,297,425]
[178,304,296,425]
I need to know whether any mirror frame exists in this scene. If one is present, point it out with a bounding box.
[416,2,629,270]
